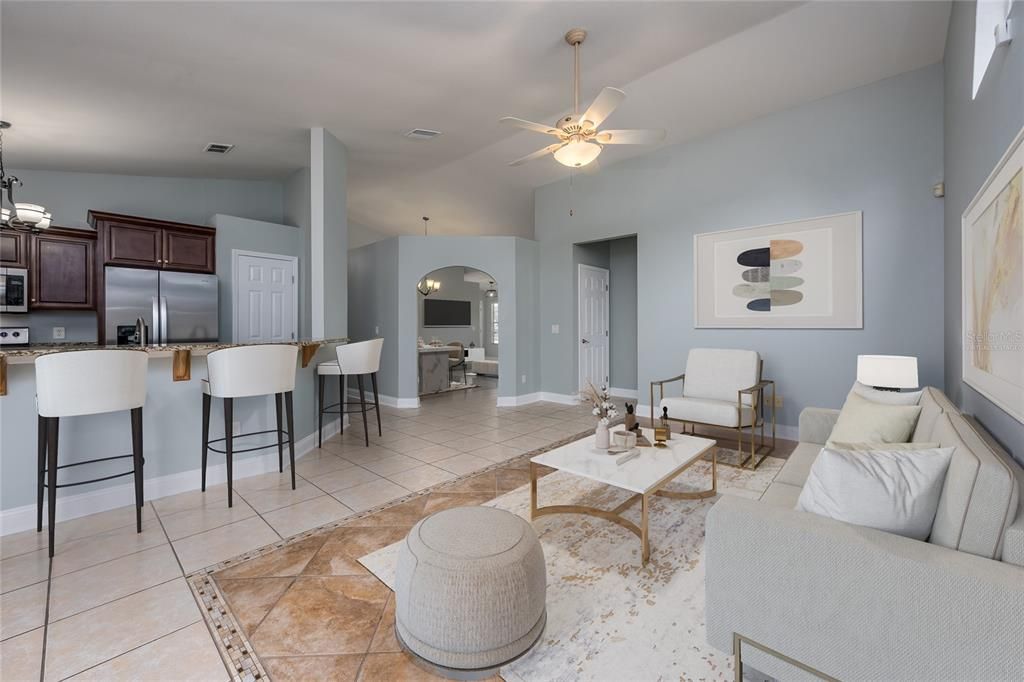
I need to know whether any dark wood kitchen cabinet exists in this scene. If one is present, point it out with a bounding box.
[29,227,96,310]
[0,230,28,267]
[89,211,216,274]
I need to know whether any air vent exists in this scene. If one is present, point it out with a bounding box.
[404,129,442,140]
[204,143,235,154]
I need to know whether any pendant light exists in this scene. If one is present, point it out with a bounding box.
[0,122,51,230]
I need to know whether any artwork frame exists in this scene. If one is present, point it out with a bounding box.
[693,211,863,329]
[961,125,1024,424]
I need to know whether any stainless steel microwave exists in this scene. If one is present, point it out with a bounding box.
[0,267,28,313]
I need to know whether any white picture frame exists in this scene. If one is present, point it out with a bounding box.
[961,125,1024,424]
[693,211,863,329]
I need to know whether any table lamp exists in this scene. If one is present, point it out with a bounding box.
[857,355,919,391]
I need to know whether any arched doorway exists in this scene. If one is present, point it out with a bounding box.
[414,266,500,404]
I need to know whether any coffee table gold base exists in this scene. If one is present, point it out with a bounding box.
[529,450,717,566]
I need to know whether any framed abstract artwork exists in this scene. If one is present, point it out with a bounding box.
[962,125,1024,424]
[693,211,863,328]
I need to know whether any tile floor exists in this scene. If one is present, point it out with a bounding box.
[0,378,612,680]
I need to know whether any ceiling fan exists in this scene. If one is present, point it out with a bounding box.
[501,28,666,169]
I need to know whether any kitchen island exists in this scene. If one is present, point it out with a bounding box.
[0,337,348,535]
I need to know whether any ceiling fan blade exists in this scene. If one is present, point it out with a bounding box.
[500,117,563,136]
[595,129,666,145]
[508,142,564,166]
[581,87,625,128]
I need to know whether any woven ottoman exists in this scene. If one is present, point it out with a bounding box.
[395,506,547,679]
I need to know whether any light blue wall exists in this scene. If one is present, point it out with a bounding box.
[536,65,946,429]
[320,130,349,338]
[348,238,400,395]
[943,1,1024,463]
[609,236,638,392]
[284,167,313,338]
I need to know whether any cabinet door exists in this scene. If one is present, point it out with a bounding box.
[163,228,215,273]
[0,231,28,267]
[31,232,95,309]
[105,222,163,267]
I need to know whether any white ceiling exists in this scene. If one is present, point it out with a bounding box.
[2,1,950,239]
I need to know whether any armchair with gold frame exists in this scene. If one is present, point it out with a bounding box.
[649,348,775,469]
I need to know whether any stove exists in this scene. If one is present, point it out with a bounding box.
[0,326,29,346]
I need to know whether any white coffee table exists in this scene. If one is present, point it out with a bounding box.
[529,426,717,565]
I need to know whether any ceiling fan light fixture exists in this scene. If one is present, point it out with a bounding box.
[553,139,602,168]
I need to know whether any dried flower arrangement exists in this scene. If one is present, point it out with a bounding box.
[581,381,619,425]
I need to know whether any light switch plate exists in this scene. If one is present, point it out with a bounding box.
[52,327,66,340]
[375,325,380,335]
[551,324,560,334]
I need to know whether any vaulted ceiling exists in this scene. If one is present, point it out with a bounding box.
[1,1,950,239]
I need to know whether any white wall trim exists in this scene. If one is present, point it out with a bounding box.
[346,388,419,409]
[230,249,299,343]
[495,392,579,407]
[610,387,639,399]
[0,419,342,537]
[636,403,798,441]
[310,127,325,338]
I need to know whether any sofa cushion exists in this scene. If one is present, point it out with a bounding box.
[661,396,754,428]
[760,481,803,509]
[912,387,952,442]
[850,381,923,405]
[827,392,921,446]
[929,414,1020,559]
[682,348,759,405]
[775,442,821,487]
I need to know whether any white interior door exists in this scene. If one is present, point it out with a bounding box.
[234,251,297,343]
[578,264,610,391]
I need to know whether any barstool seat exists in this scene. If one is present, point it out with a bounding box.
[317,339,384,447]
[201,345,299,508]
[35,349,149,557]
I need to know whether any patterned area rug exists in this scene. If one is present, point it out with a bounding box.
[359,453,784,682]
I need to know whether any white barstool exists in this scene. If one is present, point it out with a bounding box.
[316,339,383,447]
[201,344,298,507]
[35,349,149,558]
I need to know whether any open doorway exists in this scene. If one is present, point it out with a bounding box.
[574,236,638,399]
[416,266,499,400]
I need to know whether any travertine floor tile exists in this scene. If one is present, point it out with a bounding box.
[331,479,410,513]
[172,516,280,574]
[215,534,327,580]
[261,495,353,538]
[0,581,47,641]
[237,479,323,513]
[44,578,201,681]
[368,594,400,653]
[67,621,228,681]
[0,627,44,681]
[433,453,491,475]
[158,496,256,541]
[386,465,455,492]
[215,577,293,635]
[294,453,354,478]
[262,654,362,682]
[151,485,230,517]
[51,519,167,578]
[0,548,50,594]
[358,652,487,681]
[1,504,156,561]
[308,464,381,493]
[403,443,461,464]
[251,576,389,656]
[360,454,424,476]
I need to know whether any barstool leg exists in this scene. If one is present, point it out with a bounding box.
[37,415,46,533]
[285,391,296,490]
[371,372,382,437]
[201,392,211,492]
[339,374,345,435]
[317,374,325,448]
[45,417,59,558]
[224,398,234,508]
[275,393,285,472]
[357,375,369,446]
[130,407,144,533]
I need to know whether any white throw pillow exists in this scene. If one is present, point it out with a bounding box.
[826,392,921,446]
[796,447,954,540]
[828,441,940,451]
[850,381,923,406]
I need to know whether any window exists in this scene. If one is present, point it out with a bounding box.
[490,301,499,344]
[973,0,1015,99]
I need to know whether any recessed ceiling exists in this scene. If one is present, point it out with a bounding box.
[1,1,949,239]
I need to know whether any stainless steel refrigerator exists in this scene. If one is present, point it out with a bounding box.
[105,266,219,345]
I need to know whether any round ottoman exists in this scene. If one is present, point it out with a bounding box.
[395,506,547,679]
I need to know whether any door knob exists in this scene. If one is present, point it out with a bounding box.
[581,338,590,344]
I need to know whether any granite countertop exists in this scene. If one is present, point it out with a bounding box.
[0,337,349,360]
[418,345,460,352]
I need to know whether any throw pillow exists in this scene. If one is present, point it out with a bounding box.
[829,441,940,451]
[826,392,921,446]
[796,447,954,540]
[849,381,923,406]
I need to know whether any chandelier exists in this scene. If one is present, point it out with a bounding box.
[418,278,441,296]
[1,121,51,230]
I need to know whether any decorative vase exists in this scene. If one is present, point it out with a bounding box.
[595,421,610,449]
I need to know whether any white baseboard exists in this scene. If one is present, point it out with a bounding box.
[635,403,798,441]
[496,393,539,407]
[610,387,639,400]
[344,388,419,409]
[495,392,579,407]
[0,418,343,537]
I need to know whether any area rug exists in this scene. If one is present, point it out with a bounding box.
[358,454,784,682]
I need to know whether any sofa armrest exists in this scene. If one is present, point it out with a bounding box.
[798,407,839,444]
[705,496,1024,681]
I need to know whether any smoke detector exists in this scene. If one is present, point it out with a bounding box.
[404,129,442,140]
[204,142,235,154]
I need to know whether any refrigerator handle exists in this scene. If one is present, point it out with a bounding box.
[159,296,169,345]
[151,297,160,345]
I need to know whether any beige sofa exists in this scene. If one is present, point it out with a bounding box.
[705,387,1024,681]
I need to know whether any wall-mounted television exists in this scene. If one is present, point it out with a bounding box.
[424,298,472,327]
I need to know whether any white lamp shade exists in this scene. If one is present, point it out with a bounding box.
[553,139,602,168]
[857,355,919,389]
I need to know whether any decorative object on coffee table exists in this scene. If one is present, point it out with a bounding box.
[653,406,671,447]
[623,402,637,431]
[582,381,618,450]
[395,506,547,680]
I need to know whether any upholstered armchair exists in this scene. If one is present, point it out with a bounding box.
[650,348,775,468]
